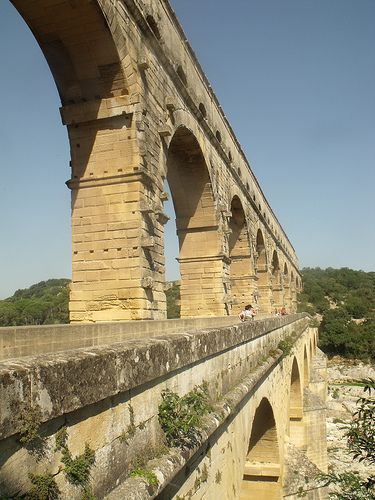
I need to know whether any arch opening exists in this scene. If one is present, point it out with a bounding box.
[271,250,284,310]
[240,398,281,499]
[166,127,224,317]
[289,357,305,448]
[304,346,309,387]
[255,229,271,312]
[283,263,291,312]
[228,196,255,310]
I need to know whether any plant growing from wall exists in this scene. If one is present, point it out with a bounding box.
[18,402,42,444]
[130,458,158,486]
[158,382,213,444]
[194,463,209,489]
[118,403,136,444]
[54,426,95,500]
[277,335,295,356]
[26,473,60,500]
[0,473,60,500]
[215,470,222,484]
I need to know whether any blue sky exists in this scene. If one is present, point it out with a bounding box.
[0,0,374,299]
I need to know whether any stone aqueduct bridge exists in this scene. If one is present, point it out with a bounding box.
[1,2,328,499]
[11,0,301,322]
[0,315,327,499]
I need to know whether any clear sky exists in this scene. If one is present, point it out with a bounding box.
[0,0,374,300]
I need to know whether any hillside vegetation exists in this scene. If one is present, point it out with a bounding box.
[0,279,70,326]
[298,267,375,362]
[0,279,180,326]
[2,268,374,364]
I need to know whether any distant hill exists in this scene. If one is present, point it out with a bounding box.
[4,269,373,361]
[298,267,375,362]
[0,279,181,326]
[165,281,181,318]
[0,279,70,326]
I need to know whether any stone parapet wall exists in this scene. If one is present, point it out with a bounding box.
[0,314,246,361]
[0,314,326,499]
[0,314,308,440]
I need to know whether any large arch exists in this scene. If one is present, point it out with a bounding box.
[283,263,292,312]
[240,398,282,499]
[255,229,272,312]
[228,196,255,310]
[303,346,309,387]
[7,0,303,322]
[12,0,129,106]
[289,357,304,447]
[271,250,283,311]
[167,127,225,317]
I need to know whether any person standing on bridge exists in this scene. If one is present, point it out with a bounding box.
[239,304,256,322]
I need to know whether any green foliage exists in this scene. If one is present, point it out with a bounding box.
[55,426,95,498]
[277,335,294,356]
[130,459,158,486]
[194,463,208,488]
[319,379,375,498]
[0,473,60,500]
[18,402,42,444]
[158,382,213,444]
[118,403,136,444]
[26,473,60,500]
[301,267,375,312]
[215,470,222,484]
[332,388,340,399]
[165,281,180,318]
[0,279,70,326]
[299,267,375,361]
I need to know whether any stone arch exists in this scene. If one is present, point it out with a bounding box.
[228,196,255,308]
[167,126,225,317]
[8,1,302,323]
[303,346,309,387]
[240,398,281,499]
[256,229,271,312]
[12,0,145,323]
[283,263,292,312]
[271,250,283,311]
[12,1,129,106]
[289,357,304,447]
[290,270,297,313]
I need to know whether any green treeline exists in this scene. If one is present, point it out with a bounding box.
[0,279,70,326]
[0,279,180,326]
[165,281,181,319]
[2,269,375,364]
[298,267,375,362]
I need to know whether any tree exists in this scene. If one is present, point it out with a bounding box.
[319,379,375,498]
[165,281,180,319]
[0,279,70,326]
[299,267,375,362]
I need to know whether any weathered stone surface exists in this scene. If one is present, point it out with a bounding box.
[283,443,328,499]
[0,315,308,440]
[0,317,326,499]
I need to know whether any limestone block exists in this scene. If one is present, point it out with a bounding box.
[141,276,154,289]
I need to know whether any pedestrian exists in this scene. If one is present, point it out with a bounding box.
[239,304,255,322]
